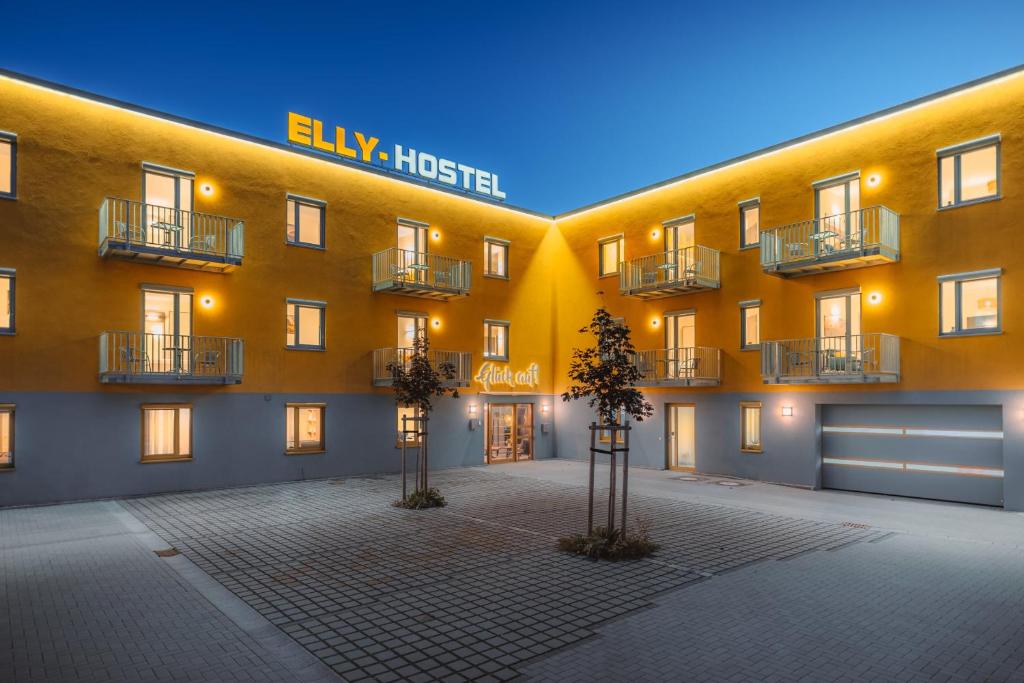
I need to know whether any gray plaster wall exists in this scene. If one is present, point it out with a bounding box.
[554,390,1024,511]
[0,391,557,507]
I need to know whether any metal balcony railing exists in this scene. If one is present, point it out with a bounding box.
[619,245,720,298]
[759,205,899,274]
[633,347,721,386]
[761,333,899,384]
[99,331,244,384]
[372,347,473,387]
[372,248,471,299]
[99,197,244,271]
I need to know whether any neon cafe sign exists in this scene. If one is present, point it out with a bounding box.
[474,362,540,392]
[286,113,507,201]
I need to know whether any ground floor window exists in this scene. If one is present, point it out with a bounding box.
[740,401,762,452]
[286,403,325,454]
[397,406,421,447]
[141,404,191,462]
[0,405,13,468]
[598,407,626,444]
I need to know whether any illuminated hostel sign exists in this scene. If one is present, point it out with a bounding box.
[287,113,507,201]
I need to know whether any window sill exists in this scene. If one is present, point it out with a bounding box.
[285,449,325,456]
[285,346,326,352]
[738,244,760,251]
[599,273,619,279]
[0,465,14,472]
[483,355,509,362]
[741,448,763,454]
[938,195,1001,211]
[141,457,192,464]
[483,274,510,281]
[284,241,326,251]
[938,330,1002,338]
[395,441,421,449]
[740,345,761,352]
[0,194,15,201]
[0,330,14,336]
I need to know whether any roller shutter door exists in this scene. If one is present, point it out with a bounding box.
[821,404,1003,507]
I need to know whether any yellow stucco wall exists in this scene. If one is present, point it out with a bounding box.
[554,70,1024,393]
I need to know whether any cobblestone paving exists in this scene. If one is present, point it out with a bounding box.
[123,469,883,682]
[0,501,331,683]
[521,532,1024,682]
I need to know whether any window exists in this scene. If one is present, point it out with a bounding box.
[0,405,13,469]
[286,195,326,248]
[740,300,760,350]
[939,269,1001,336]
[599,407,626,444]
[141,404,191,462]
[143,163,194,249]
[739,199,760,248]
[397,406,421,446]
[484,320,509,361]
[938,136,1000,208]
[598,235,624,277]
[0,269,13,334]
[286,404,325,454]
[286,299,326,349]
[740,402,762,452]
[0,132,15,199]
[484,237,509,278]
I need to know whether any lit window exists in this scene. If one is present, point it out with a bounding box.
[484,320,509,361]
[0,269,13,334]
[397,406,421,446]
[0,132,15,198]
[141,404,191,462]
[739,200,760,248]
[286,195,326,248]
[0,405,13,469]
[286,299,326,349]
[484,237,509,278]
[741,402,762,452]
[286,404,325,454]
[939,270,1001,336]
[740,301,760,350]
[598,235,624,277]
[599,407,626,444]
[938,136,1000,208]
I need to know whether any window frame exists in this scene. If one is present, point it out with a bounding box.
[286,298,327,350]
[598,407,626,444]
[0,404,14,470]
[0,268,14,335]
[0,131,16,200]
[937,268,1002,337]
[140,403,192,463]
[936,135,1001,210]
[740,401,762,453]
[483,319,510,361]
[396,405,422,448]
[483,236,510,280]
[738,198,760,249]
[739,299,761,351]
[597,234,624,278]
[285,194,327,249]
[285,403,326,455]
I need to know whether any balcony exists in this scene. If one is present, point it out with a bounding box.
[760,333,899,384]
[372,248,471,300]
[372,347,473,387]
[99,332,243,384]
[98,198,244,273]
[619,246,720,299]
[633,347,721,387]
[760,205,898,277]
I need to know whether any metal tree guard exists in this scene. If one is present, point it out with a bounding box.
[399,413,429,502]
[587,421,631,535]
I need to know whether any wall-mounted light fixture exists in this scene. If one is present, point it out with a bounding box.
[468,403,480,430]
[199,182,215,196]
[541,403,550,415]
[650,228,660,240]
[432,318,441,329]
[781,405,794,417]
[866,173,881,187]
[651,318,659,328]
[431,230,441,240]
[867,292,883,305]
[468,403,478,416]
[200,295,215,309]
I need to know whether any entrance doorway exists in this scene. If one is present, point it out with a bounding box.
[666,403,695,471]
[486,403,534,464]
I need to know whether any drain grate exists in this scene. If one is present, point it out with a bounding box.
[154,548,180,558]
[841,521,871,529]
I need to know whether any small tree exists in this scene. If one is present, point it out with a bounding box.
[559,308,656,560]
[388,334,459,509]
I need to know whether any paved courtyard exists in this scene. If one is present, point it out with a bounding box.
[2,462,1023,682]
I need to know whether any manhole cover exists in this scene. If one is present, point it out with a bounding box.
[716,481,744,487]
[675,476,700,482]
[154,548,180,557]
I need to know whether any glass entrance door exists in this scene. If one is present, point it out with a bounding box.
[143,289,193,374]
[814,177,860,254]
[144,169,193,250]
[486,403,533,464]
[816,291,861,374]
[666,404,695,471]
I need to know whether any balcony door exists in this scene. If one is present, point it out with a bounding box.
[664,218,694,276]
[816,291,861,374]
[143,167,194,250]
[814,175,860,254]
[143,288,193,374]
[665,311,695,379]
[397,219,428,283]
[396,312,427,368]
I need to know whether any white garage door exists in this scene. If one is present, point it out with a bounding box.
[821,405,1004,507]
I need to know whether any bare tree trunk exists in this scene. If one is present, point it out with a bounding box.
[608,433,617,534]
[621,423,629,535]
[588,424,596,535]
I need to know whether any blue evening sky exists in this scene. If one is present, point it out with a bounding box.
[2,1,1022,214]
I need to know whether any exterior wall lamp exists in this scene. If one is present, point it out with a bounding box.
[781,405,794,417]
[199,182,215,196]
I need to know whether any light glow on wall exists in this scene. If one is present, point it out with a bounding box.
[199,182,215,196]
[868,292,883,304]
[866,173,881,187]
[781,405,794,417]
[200,296,214,309]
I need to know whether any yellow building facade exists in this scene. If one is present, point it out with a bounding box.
[1,66,1021,508]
